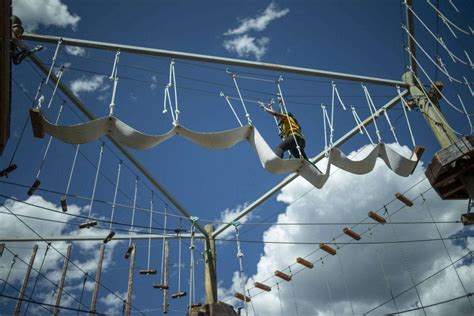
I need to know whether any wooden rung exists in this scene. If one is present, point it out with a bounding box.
[29,108,45,138]
[234,292,251,302]
[274,270,291,281]
[296,257,314,269]
[461,213,474,226]
[139,269,157,275]
[413,146,425,160]
[171,291,187,299]
[0,164,17,178]
[103,231,115,244]
[190,304,202,308]
[124,245,134,259]
[320,243,336,255]
[27,179,41,196]
[368,211,386,224]
[0,243,4,256]
[153,284,169,290]
[79,221,97,229]
[254,282,271,292]
[60,196,67,212]
[343,228,361,241]
[395,192,413,207]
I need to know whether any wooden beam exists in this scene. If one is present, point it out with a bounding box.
[14,244,38,316]
[254,282,271,292]
[343,228,361,241]
[274,270,291,282]
[124,244,136,316]
[204,224,217,304]
[163,240,169,314]
[368,211,386,224]
[53,243,72,316]
[0,0,11,155]
[395,192,414,207]
[319,243,337,256]
[90,244,105,314]
[296,257,314,269]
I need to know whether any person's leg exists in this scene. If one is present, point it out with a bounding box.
[275,137,296,158]
[290,137,308,160]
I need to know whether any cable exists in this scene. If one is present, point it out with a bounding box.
[387,293,473,315]
[0,277,52,314]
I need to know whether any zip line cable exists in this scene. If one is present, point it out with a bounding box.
[386,293,473,315]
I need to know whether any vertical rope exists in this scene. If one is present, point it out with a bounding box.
[337,254,355,315]
[108,50,120,117]
[177,230,182,293]
[326,279,336,316]
[276,282,284,316]
[333,82,347,111]
[382,109,399,144]
[109,161,122,230]
[160,205,168,285]
[44,38,63,87]
[147,192,154,270]
[221,92,243,127]
[76,272,88,316]
[396,87,417,147]
[88,143,105,219]
[362,85,382,143]
[233,221,247,316]
[46,66,64,110]
[322,105,329,155]
[64,145,80,197]
[231,73,252,125]
[128,177,139,247]
[247,289,257,316]
[351,106,374,145]
[288,266,299,316]
[188,217,198,315]
[376,250,399,313]
[171,60,180,124]
[456,95,473,134]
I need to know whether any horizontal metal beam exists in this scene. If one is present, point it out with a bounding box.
[14,39,208,237]
[213,90,409,237]
[0,233,205,243]
[22,33,407,87]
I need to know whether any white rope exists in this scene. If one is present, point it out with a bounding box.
[109,161,122,230]
[464,76,474,97]
[404,2,469,65]
[362,85,382,143]
[325,279,336,316]
[45,38,62,87]
[276,283,284,316]
[426,0,474,37]
[436,56,454,84]
[231,74,252,125]
[376,250,399,313]
[108,51,120,117]
[220,92,243,127]
[396,87,417,148]
[147,193,154,270]
[188,217,198,314]
[233,221,248,316]
[337,254,355,316]
[464,51,474,70]
[277,78,303,158]
[160,205,168,285]
[46,66,64,109]
[288,266,299,316]
[332,82,347,110]
[88,143,105,218]
[457,94,473,134]
[36,103,64,179]
[171,60,180,124]
[383,109,399,144]
[321,105,332,155]
[448,0,460,13]
[128,177,138,247]
[164,86,176,123]
[351,106,374,145]
[64,145,80,197]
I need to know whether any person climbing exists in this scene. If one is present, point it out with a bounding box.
[260,104,308,160]
[10,15,43,65]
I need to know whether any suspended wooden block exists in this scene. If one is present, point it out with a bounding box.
[0,243,4,256]
[139,269,157,275]
[395,192,413,207]
[0,164,17,177]
[60,196,67,212]
[124,245,134,259]
[79,221,97,229]
[171,291,187,299]
[461,213,474,226]
[254,282,271,292]
[274,270,291,281]
[296,257,314,269]
[153,284,169,290]
[27,179,41,196]
[319,243,336,256]
[234,292,251,302]
[411,146,425,172]
[103,231,115,244]
[29,108,45,138]
[343,228,361,241]
[190,304,202,308]
[368,211,386,224]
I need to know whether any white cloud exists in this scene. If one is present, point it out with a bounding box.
[215,203,253,239]
[224,2,289,36]
[223,35,270,61]
[99,291,127,314]
[65,45,86,56]
[150,75,158,91]
[218,143,473,315]
[12,0,81,32]
[70,75,109,96]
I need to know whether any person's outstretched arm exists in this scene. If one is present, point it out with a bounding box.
[261,105,287,120]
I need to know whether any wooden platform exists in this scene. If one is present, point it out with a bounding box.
[426,136,474,200]
[0,1,12,155]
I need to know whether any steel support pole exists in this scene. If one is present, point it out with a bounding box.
[213,90,409,237]
[163,240,169,314]
[405,0,417,74]
[90,244,105,315]
[14,244,38,316]
[0,233,203,242]
[124,244,136,316]
[53,243,72,316]
[21,33,407,87]
[204,224,218,304]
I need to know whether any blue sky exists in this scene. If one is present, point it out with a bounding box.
[1,0,474,315]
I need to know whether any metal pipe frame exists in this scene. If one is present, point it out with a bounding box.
[0,233,204,243]
[22,33,407,87]
[405,0,417,74]
[213,90,409,237]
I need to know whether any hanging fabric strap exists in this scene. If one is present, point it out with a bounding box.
[147,192,154,270]
[220,92,243,127]
[47,66,65,109]
[88,143,105,218]
[351,106,374,145]
[129,177,139,247]
[188,216,199,315]
[160,205,168,285]
[108,50,120,117]
[396,86,417,148]
[362,84,382,143]
[276,76,303,158]
[109,160,122,230]
[36,102,65,179]
[233,220,248,316]
[230,72,252,125]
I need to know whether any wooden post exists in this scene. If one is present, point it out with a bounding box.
[204,224,217,304]
[90,244,105,314]
[53,243,72,316]
[124,244,136,316]
[163,240,169,314]
[14,244,38,316]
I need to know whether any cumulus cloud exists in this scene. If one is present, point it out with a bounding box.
[224,2,289,36]
[223,35,269,61]
[218,144,473,315]
[70,75,109,97]
[215,203,253,239]
[65,45,86,56]
[13,0,80,32]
